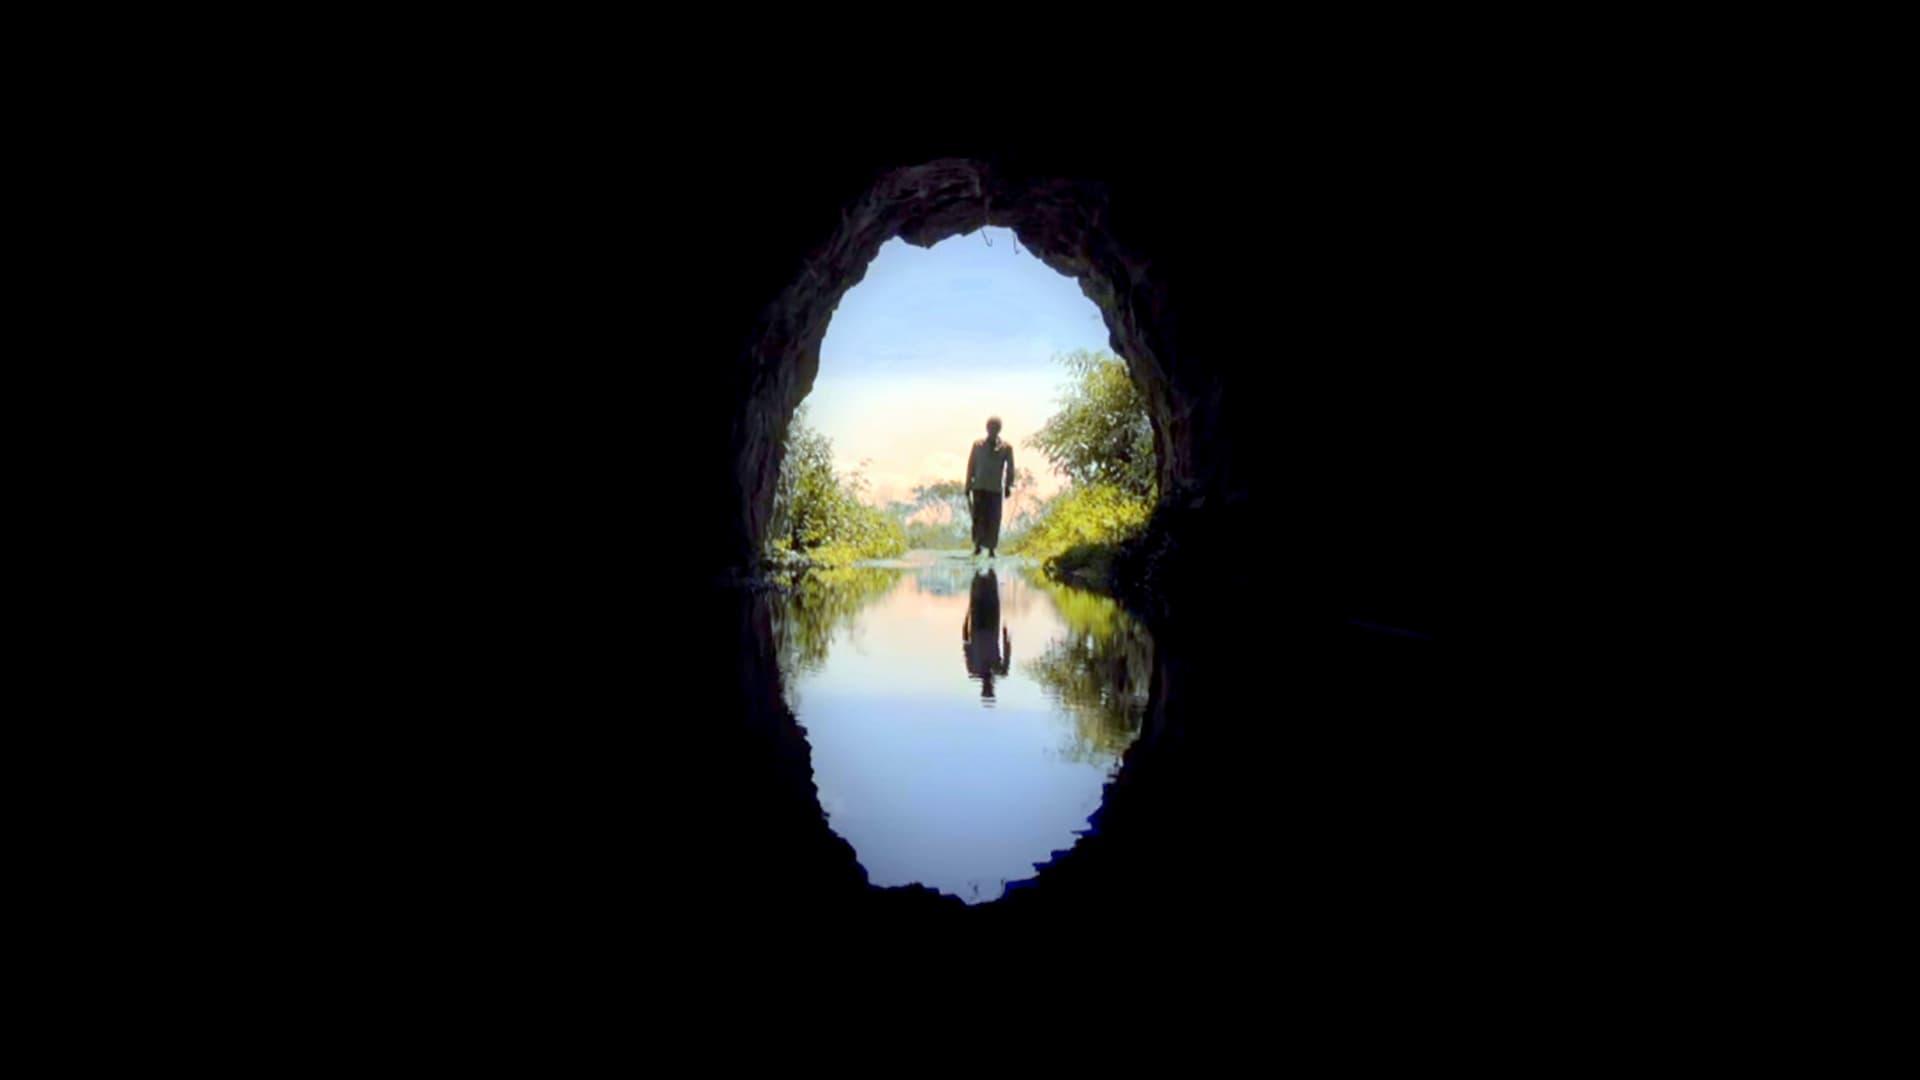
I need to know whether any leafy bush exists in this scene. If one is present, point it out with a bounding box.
[765,407,907,569]
[1006,482,1151,579]
[904,520,966,549]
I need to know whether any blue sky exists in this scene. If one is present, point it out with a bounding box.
[804,226,1112,506]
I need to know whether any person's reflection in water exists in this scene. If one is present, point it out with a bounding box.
[962,569,1012,702]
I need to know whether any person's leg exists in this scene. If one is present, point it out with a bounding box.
[985,491,1002,556]
[970,490,985,555]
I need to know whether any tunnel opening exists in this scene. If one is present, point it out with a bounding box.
[760,217,1160,904]
[772,218,1156,566]
[733,158,1192,585]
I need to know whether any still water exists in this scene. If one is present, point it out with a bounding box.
[770,551,1153,904]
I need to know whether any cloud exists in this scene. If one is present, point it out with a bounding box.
[922,450,966,480]
[860,470,918,506]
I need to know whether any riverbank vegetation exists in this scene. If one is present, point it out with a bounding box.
[763,406,908,575]
[1006,350,1156,587]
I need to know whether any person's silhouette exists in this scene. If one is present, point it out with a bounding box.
[961,569,1012,699]
[965,416,1015,558]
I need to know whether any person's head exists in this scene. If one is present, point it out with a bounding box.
[986,416,1002,439]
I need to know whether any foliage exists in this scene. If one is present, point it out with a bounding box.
[1029,350,1156,500]
[904,479,973,548]
[765,406,908,568]
[904,520,966,548]
[1021,576,1154,763]
[1005,482,1152,578]
[768,566,901,677]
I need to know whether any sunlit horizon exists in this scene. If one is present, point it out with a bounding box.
[804,226,1112,510]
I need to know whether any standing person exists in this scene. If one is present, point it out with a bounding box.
[966,416,1015,558]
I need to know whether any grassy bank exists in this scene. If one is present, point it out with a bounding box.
[1005,482,1151,592]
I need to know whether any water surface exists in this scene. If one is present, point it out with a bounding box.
[772,551,1152,903]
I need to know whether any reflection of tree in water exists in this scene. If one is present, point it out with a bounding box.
[769,568,901,678]
[1022,576,1154,764]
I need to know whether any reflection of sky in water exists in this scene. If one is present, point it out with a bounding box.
[780,558,1150,904]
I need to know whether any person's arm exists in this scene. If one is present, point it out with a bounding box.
[1003,443,1015,495]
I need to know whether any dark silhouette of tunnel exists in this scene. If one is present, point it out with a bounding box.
[693,146,1492,922]
[330,110,1639,955]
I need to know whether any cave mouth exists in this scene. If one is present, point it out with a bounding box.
[784,219,1142,556]
[741,163,1188,906]
[732,158,1191,576]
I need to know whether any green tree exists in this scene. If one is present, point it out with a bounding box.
[1029,349,1156,500]
[910,479,973,524]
